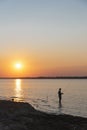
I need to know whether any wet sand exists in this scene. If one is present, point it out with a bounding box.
[0,100,87,130]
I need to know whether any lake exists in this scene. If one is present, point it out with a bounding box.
[0,79,87,117]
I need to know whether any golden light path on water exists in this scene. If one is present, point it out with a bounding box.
[15,79,22,101]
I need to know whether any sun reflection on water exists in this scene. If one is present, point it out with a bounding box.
[15,79,22,101]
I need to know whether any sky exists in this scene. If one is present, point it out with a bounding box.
[0,0,87,77]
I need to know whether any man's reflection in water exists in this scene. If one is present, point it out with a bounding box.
[58,101,63,114]
[59,102,62,108]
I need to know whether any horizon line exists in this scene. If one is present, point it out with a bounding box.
[0,76,87,79]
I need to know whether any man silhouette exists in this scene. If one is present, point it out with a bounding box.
[58,88,63,104]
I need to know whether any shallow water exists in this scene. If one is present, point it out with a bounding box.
[0,79,87,117]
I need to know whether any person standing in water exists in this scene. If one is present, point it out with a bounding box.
[58,88,63,104]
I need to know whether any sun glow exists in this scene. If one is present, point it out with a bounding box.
[15,63,22,69]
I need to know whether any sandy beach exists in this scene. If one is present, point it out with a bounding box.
[0,100,87,130]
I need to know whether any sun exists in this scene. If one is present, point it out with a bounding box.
[15,63,22,69]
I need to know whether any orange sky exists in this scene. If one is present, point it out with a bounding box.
[0,0,87,77]
[0,53,87,77]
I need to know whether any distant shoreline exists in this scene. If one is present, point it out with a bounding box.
[0,76,87,79]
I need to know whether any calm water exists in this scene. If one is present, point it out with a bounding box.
[0,79,87,117]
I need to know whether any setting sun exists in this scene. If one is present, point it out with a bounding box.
[15,63,22,69]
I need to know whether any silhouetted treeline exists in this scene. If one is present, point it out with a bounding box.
[0,76,87,79]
